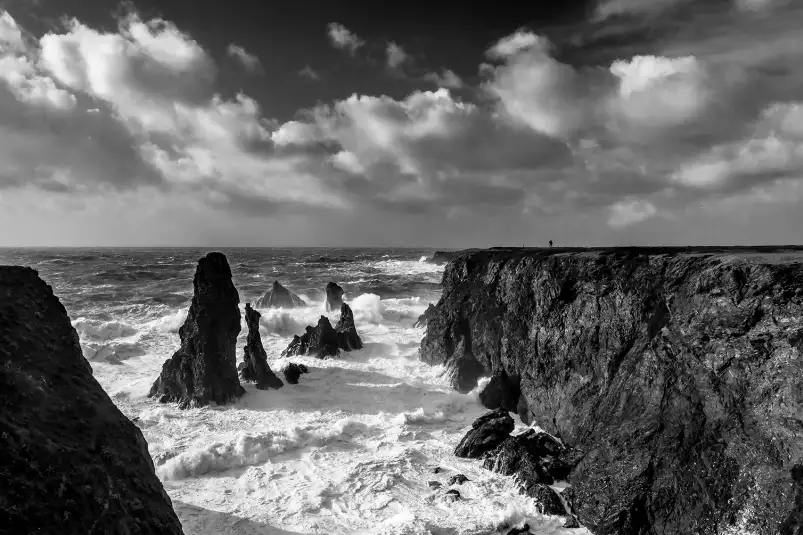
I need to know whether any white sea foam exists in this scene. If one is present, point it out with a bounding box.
[148,308,187,333]
[350,293,385,323]
[72,317,138,340]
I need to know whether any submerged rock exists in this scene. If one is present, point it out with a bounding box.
[282,362,309,384]
[239,303,283,390]
[454,409,514,458]
[448,474,469,486]
[506,523,531,535]
[150,252,244,409]
[444,489,461,502]
[254,280,306,309]
[281,316,341,359]
[0,266,184,534]
[422,246,803,534]
[413,303,437,328]
[335,303,363,351]
[325,281,344,312]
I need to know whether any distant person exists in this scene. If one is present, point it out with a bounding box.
[549,240,553,248]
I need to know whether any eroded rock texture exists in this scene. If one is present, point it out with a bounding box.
[281,316,341,359]
[453,408,514,459]
[421,247,803,534]
[282,362,309,384]
[0,266,184,534]
[413,303,437,328]
[239,303,283,390]
[335,303,363,351]
[150,252,244,409]
[254,280,306,309]
[325,282,344,312]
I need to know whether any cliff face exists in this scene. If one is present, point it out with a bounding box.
[0,267,184,534]
[420,248,803,535]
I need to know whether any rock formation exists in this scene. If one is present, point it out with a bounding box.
[254,280,306,309]
[325,281,344,312]
[335,303,363,351]
[478,369,521,414]
[239,303,283,390]
[282,362,308,384]
[413,303,437,328]
[150,252,244,409]
[0,266,184,534]
[453,408,513,458]
[282,316,341,359]
[421,247,803,534]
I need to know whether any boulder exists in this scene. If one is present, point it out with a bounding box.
[444,489,461,502]
[454,409,514,458]
[150,252,244,409]
[522,483,566,516]
[254,280,306,309]
[506,524,530,535]
[239,303,283,390]
[0,266,184,534]
[413,303,437,328]
[281,316,341,359]
[478,369,521,414]
[325,281,344,312]
[335,303,363,351]
[483,430,572,485]
[282,362,309,384]
[448,474,469,485]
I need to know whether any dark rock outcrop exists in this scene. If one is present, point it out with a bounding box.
[479,369,521,414]
[325,282,344,312]
[0,266,184,534]
[506,524,530,535]
[483,429,571,485]
[282,362,308,384]
[238,303,283,390]
[421,247,803,534]
[453,409,514,459]
[448,474,469,485]
[413,303,437,328]
[335,303,363,351]
[254,280,306,309]
[281,316,341,359]
[444,489,461,502]
[150,252,244,409]
[524,484,566,516]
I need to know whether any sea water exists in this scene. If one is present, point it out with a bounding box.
[0,247,588,535]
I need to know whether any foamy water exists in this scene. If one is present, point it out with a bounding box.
[0,248,588,535]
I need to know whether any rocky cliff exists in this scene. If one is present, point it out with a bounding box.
[420,247,803,535]
[0,266,184,534]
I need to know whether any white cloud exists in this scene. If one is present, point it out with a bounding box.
[593,0,693,20]
[386,41,408,69]
[226,44,263,73]
[330,150,365,175]
[608,198,657,227]
[0,10,23,50]
[486,30,551,59]
[423,69,463,89]
[0,54,75,110]
[327,22,363,55]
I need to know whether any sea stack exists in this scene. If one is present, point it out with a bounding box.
[239,303,283,389]
[0,266,184,534]
[282,316,341,359]
[325,281,344,312]
[150,252,245,409]
[335,303,363,351]
[254,280,306,309]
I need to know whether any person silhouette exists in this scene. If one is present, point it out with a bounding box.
[549,240,553,248]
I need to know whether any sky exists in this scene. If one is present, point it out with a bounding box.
[0,0,802,247]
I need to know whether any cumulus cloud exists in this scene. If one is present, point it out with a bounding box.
[0,10,23,49]
[327,22,363,55]
[423,69,463,89]
[608,198,657,227]
[226,44,263,73]
[385,41,408,69]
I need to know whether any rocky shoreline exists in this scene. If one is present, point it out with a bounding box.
[422,246,803,534]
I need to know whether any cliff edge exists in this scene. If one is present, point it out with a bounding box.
[420,246,803,535]
[0,266,184,534]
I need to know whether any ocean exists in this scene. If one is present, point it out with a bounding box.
[0,247,585,535]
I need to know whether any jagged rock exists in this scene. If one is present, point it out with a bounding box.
[325,281,344,312]
[413,303,437,328]
[281,316,341,359]
[448,474,469,485]
[335,303,363,351]
[479,369,521,413]
[282,362,309,384]
[483,430,572,485]
[420,246,803,534]
[506,523,530,535]
[563,515,582,529]
[0,266,184,534]
[522,483,566,516]
[428,481,442,489]
[254,280,306,309]
[150,252,244,409]
[239,303,283,390]
[432,467,444,474]
[454,409,514,458]
[444,489,461,502]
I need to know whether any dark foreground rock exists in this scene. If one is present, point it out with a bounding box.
[254,280,306,309]
[150,252,244,409]
[448,474,469,485]
[335,303,363,351]
[478,369,521,414]
[422,246,803,534]
[282,362,309,384]
[239,303,283,390]
[413,303,437,328]
[282,316,341,359]
[453,409,514,458]
[325,282,344,312]
[0,266,184,534]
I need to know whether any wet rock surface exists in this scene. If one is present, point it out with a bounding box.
[413,303,437,328]
[253,280,306,309]
[282,316,342,359]
[150,252,244,409]
[282,362,309,384]
[238,303,283,389]
[423,246,803,534]
[448,474,469,486]
[325,281,344,312]
[335,303,363,351]
[478,369,521,414]
[0,266,184,534]
[453,409,514,459]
